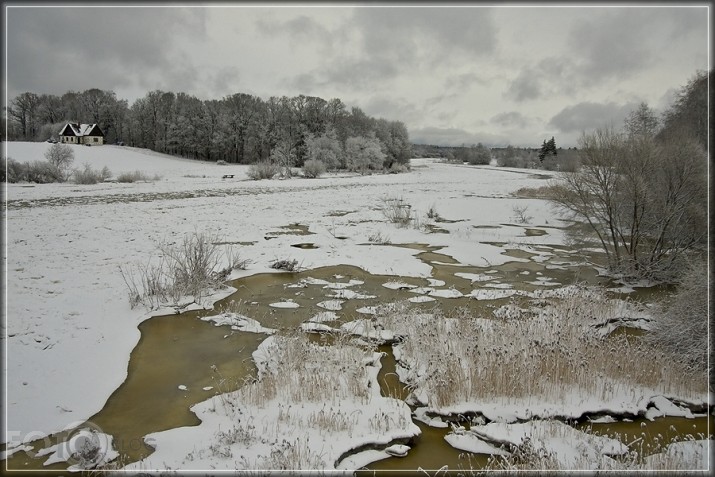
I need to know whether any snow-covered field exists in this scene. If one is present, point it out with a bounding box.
[2,142,709,471]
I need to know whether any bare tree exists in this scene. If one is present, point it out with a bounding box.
[44,143,75,178]
[551,124,706,281]
[7,92,39,139]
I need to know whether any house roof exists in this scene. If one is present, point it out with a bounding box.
[60,123,104,137]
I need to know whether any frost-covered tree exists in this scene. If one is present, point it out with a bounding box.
[269,136,298,177]
[44,143,74,171]
[305,127,343,171]
[469,143,492,165]
[624,102,659,139]
[345,134,385,174]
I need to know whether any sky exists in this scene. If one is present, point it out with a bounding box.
[4,3,711,147]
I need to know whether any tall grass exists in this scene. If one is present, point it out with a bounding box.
[119,232,244,310]
[203,331,414,470]
[373,287,705,411]
[381,196,413,227]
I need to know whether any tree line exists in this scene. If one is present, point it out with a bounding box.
[3,89,413,169]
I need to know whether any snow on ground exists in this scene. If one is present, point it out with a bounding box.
[641,439,712,469]
[3,142,569,458]
[459,420,627,470]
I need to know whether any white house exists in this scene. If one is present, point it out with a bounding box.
[59,123,105,145]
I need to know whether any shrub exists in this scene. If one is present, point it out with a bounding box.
[247,161,279,180]
[497,155,528,168]
[511,205,533,224]
[270,259,299,272]
[302,159,326,179]
[73,164,112,184]
[5,157,27,183]
[117,170,152,183]
[4,159,63,183]
[647,260,709,374]
[216,160,227,165]
[26,161,65,183]
[388,163,409,174]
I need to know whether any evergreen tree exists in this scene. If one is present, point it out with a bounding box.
[538,136,557,162]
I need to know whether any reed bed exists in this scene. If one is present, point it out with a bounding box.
[374,286,705,411]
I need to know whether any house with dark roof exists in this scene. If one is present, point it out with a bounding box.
[59,123,105,145]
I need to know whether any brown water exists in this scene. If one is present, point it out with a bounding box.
[3,307,265,472]
[3,241,703,473]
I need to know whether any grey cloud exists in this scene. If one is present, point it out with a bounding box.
[490,111,530,129]
[287,73,320,95]
[284,15,331,39]
[256,14,331,42]
[566,8,705,85]
[208,67,242,98]
[315,7,497,90]
[505,71,542,102]
[409,126,510,147]
[504,56,579,102]
[444,72,490,93]
[282,7,497,94]
[656,87,679,111]
[360,96,421,123]
[568,10,653,81]
[318,57,401,91]
[353,7,497,58]
[548,101,640,134]
[505,8,706,103]
[6,7,206,98]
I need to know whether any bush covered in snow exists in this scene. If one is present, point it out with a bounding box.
[647,260,709,374]
[247,160,279,180]
[5,157,65,183]
[116,170,156,183]
[302,159,326,179]
[73,164,112,184]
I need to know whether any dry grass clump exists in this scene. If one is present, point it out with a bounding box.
[512,183,565,200]
[381,196,413,227]
[119,232,246,310]
[116,170,157,182]
[474,433,710,473]
[239,331,374,407]
[374,287,705,410]
[270,259,300,272]
[367,230,391,244]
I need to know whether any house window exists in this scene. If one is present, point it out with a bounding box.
[94,137,98,143]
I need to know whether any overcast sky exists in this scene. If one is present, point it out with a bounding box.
[4,4,710,147]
